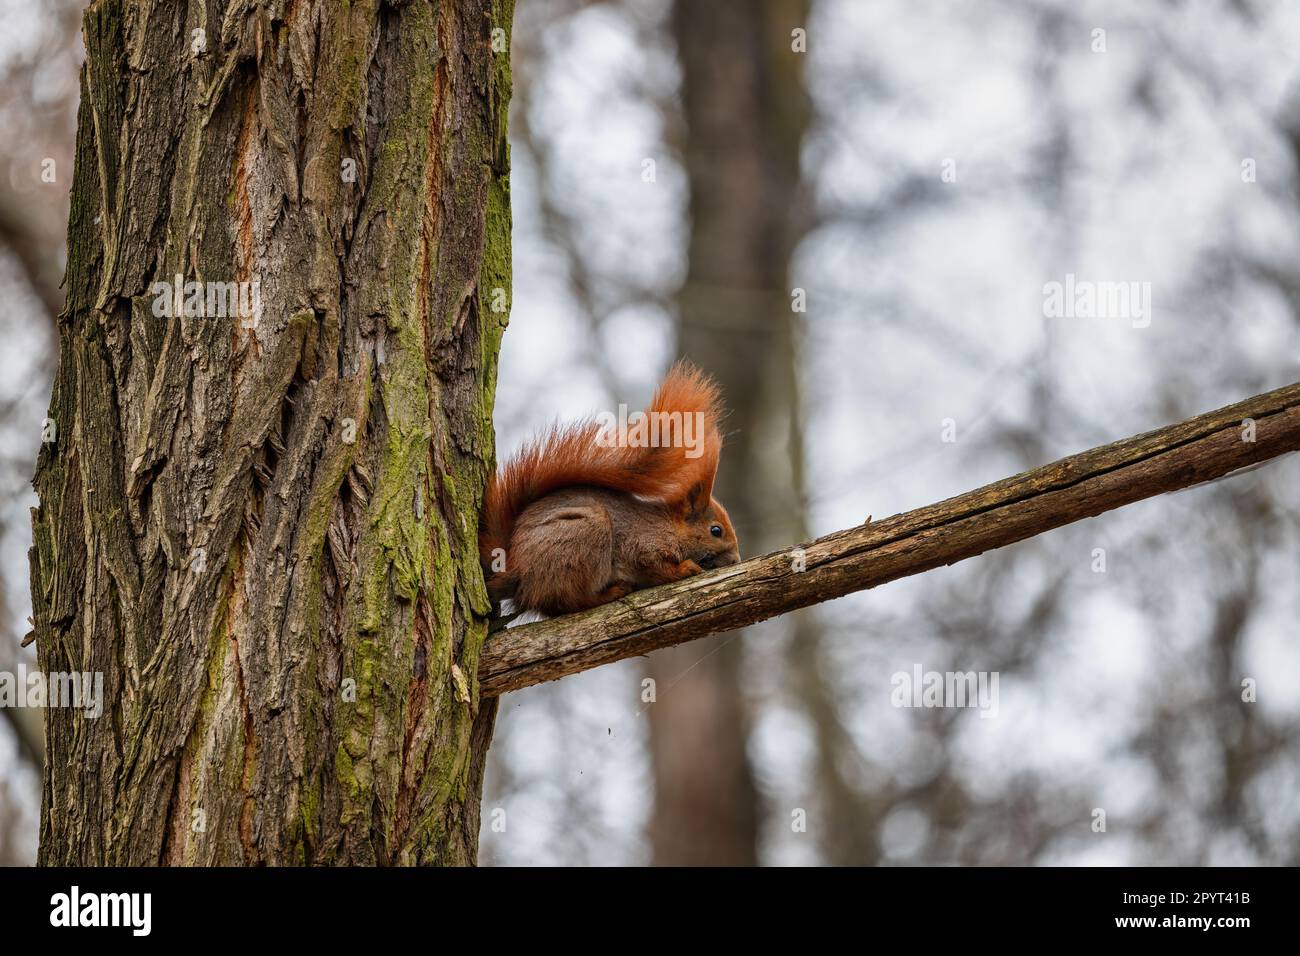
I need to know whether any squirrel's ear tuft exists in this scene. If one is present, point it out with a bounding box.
[680,481,707,518]
[695,436,718,502]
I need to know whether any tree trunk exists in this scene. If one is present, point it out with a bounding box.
[648,0,810,867]
[29,0,513,866]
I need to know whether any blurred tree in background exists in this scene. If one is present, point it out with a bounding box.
[645,0,812,867]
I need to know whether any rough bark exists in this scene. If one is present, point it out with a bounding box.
[482,381,1300,696]
[30,0,513,866]
[646,0,810,868]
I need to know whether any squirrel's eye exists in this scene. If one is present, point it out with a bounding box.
[710,524,723,538]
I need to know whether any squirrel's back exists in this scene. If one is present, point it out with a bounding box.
[480,362,724,575]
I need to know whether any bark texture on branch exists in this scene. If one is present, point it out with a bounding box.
[480,382,1300,697]
[32,0,513,866]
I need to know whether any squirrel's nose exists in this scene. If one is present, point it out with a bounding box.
[699,548,740,571]
[707,549,740,569]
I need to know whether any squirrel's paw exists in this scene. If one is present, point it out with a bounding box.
[672,559,704,579]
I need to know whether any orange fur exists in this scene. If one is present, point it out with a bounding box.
[480,361,725,566]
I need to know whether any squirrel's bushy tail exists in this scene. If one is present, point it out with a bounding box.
[480,361,724,571]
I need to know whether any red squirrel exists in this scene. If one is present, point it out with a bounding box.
[481,362,741,616]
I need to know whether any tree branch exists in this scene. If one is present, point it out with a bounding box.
[480,382,1300,697]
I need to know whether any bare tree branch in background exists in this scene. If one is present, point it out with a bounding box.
[0,579,43,767]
